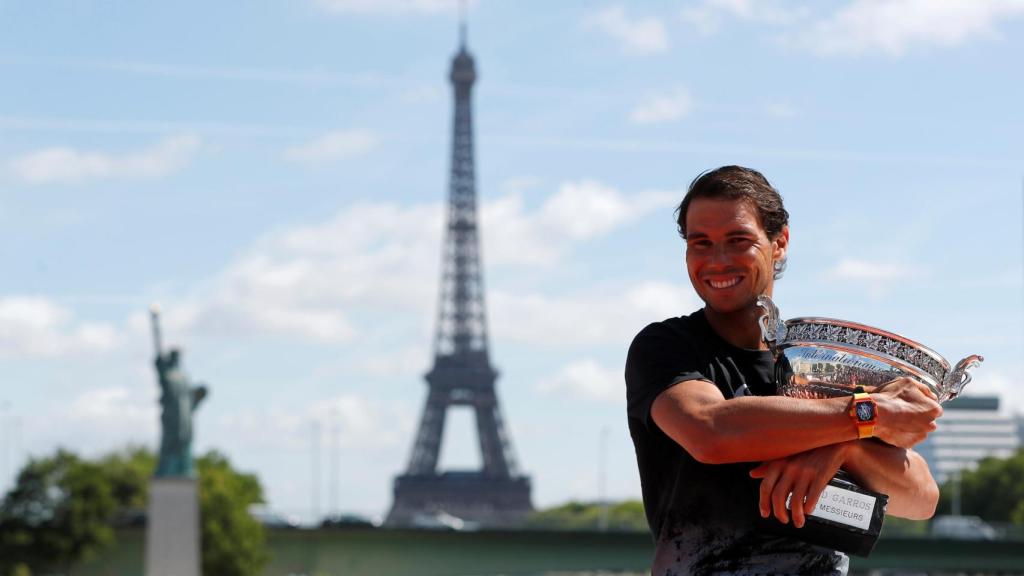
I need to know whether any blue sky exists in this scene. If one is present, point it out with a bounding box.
[1,0,1022,522]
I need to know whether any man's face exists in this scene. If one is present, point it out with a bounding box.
[685,197,788,315]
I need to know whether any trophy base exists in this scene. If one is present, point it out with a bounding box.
[756,471,888,557]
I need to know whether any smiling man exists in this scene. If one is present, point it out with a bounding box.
[625,166,942,575]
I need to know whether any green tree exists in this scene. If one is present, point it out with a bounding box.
[936,448,1024,523]
[0,447,269,576]
[0,449,116,575]
[98,446,156,512]
[526,500,648,532]
[197,451,269,576]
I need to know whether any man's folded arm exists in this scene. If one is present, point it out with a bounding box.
[651,379,859,464]
[843,441,939,520]
[651,376,941,464]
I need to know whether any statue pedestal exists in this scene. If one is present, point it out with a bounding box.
[145,477,201,576]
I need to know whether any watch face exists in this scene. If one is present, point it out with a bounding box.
[856,401,875,422]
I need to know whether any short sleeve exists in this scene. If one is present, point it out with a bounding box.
[625,321,708,432]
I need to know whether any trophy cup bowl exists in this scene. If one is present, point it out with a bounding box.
[754,295,983,556]
[756,296,983,404]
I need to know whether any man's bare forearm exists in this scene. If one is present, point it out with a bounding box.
[654,384,859,463]
[652,378,941,465]
[841,440,939,520]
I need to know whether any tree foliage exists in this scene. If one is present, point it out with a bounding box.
[98,446,156,513]
[197,451,269,576]
[936,448,1024,523]
[526,500,648,532]
[0,449,116,575]
[0,447,268,576]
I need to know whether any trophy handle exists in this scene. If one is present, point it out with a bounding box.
[756,295,784,354]
[940,354,984,403]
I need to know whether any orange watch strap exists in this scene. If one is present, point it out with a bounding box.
[851,392,875,439]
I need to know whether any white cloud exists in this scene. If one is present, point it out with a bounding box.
[313,0,461,14]
[961,369,1024,415]
[794,0,1024,57]
[310,396,411,448]
[678,4,721,35]
[707,0,760,19]
[538,181,675,240]
[1,180,680,357]
[707,0,804,21]
[492,281,699,346]
[144,181,677,345]
[218,394,411,451]
[823,258,926,299]
[623,282,700,319]
[825,259,921,282]
[64,386,157,443]
[359,346,431,379]
[284,130,378,164]
[629,87,694,124]
[401,85,445,104]
[7,134,201,184]
[484,181,679,266]
[0,296,119,358]
[176,202,443,343]
[584,6,669,54]
[764,101,800,118]
[680,0,807,35]
[537,359,623,404]
[677,0,1024,57]
[134,201,439,345]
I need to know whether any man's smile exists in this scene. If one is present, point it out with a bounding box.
[706,276,743,289]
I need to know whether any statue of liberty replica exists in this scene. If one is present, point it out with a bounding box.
[145,304,206,576]
[151,304,208,476]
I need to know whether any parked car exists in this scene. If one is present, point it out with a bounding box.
[321,513,376,529]
[930,515,997,540]
[410,511,479,531]
[249,505,301,528]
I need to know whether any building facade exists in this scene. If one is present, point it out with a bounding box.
[918,395,1021,483]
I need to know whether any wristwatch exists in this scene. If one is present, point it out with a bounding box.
[849,385,877,439]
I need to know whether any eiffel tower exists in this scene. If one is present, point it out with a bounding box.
[385,21,532,528]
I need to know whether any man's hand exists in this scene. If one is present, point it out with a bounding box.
[749,442,852,528]
[872,377,942,448]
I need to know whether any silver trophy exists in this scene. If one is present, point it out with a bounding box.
[754,295,983,556]
[756,295,983,402]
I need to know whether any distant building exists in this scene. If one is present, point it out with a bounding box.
[918,395,1021,483]
[1018,413,1024,450]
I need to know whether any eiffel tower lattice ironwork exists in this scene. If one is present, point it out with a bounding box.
[385,24,532,528]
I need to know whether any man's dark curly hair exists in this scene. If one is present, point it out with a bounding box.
[675,165,789,240]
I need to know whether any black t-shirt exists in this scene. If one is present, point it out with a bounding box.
[625,309,848,576]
